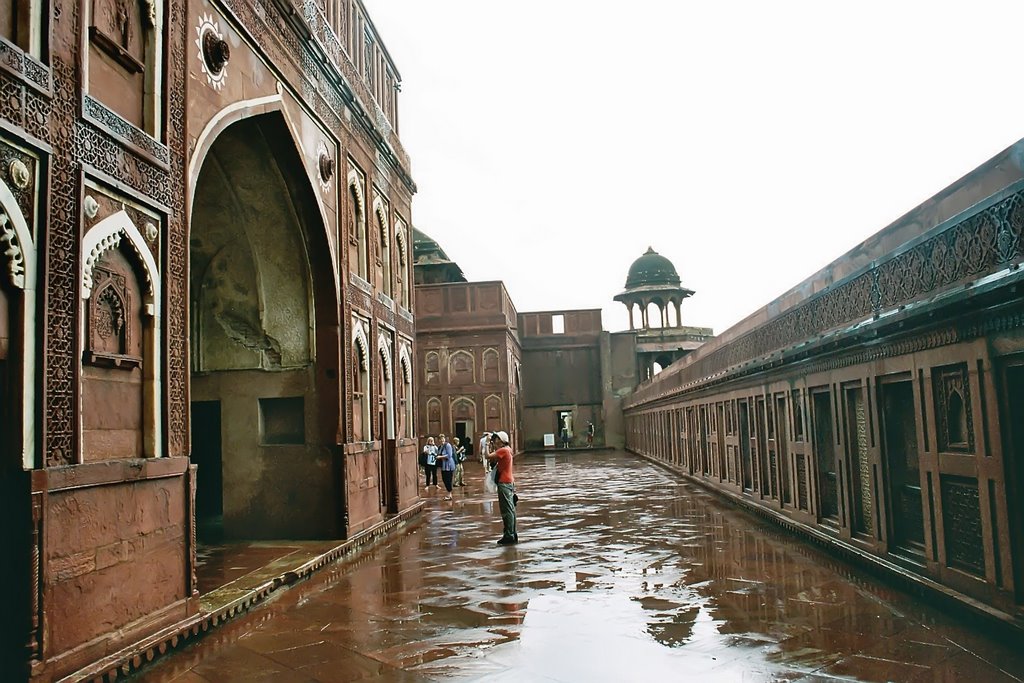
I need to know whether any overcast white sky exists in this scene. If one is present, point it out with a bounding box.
[365,1,1024,335]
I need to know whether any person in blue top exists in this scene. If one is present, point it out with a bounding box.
[436,433,456,501]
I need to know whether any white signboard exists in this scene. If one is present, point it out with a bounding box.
[543,433,556,447]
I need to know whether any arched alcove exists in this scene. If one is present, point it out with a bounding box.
[189,111,339,541]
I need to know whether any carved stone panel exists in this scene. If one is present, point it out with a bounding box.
[81,249,144,461]
[88,0,147,127]
[941,475,985,576]
[85,266,139,367]
[933,363,975,454]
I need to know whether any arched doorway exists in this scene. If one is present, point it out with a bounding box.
[189,113,340,541]
[0,182,37,667]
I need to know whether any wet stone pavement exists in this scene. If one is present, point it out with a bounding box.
[132,451,1024,682]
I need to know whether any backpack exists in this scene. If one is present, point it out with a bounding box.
[456,447,466,463]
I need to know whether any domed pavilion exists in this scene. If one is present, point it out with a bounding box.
[614,247,695,330]
[614,247,714,379]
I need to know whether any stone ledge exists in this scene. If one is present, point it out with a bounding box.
[60,501,425,683]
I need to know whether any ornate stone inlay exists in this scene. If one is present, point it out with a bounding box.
[0,211,25,288]
[196,14,229,90]
[145,222,158,242]
[83,95,170,165]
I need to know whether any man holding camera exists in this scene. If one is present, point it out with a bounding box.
[487,430,517,545]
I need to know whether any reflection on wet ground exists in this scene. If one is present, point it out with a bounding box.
[132,452,1024,682]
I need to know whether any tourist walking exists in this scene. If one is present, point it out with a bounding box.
[478,432,491,472]
[587,421,595,448]
[437,434,456,501]
[422,437,438,488]
[487,430,517,544]
[452,437,467,487]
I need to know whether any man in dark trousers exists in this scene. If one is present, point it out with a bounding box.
[487,430,517,545]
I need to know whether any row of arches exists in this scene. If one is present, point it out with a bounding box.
[424,395,506,438]
[626,299,687,330]
[424,348,503,386]
[351,323,413,443]
[347,168,410,310]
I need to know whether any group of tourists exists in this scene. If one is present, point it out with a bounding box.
[420,430,518,545]
[418,433,466,501]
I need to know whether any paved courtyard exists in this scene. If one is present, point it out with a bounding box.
[132,451,1024,682]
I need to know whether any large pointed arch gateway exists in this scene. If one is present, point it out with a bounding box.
[189,112,341,541]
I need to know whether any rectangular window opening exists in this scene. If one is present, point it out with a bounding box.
[552,314,565,334]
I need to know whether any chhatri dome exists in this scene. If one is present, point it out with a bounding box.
[614,247,694,330]
[625,246,681,288]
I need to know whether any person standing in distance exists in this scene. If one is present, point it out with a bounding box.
[478,432,491,472]
[487,430,517,545]
[436,433,456,501]
[452,436,467,487]
[422,437,438,488]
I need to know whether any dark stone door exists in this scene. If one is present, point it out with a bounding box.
[813,390,840,526]
[881,380,925,556]
[1003,364,1024,606]
[190,400,223,541]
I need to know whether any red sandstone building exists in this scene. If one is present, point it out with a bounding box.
[0,0,419,679]
[412,229,523,454]
[518,250,714,450]
[624,141,1024,629]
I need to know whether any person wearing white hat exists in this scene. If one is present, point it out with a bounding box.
[486,430,517,545]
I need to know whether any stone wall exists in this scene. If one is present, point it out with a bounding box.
[624,139,1024,626]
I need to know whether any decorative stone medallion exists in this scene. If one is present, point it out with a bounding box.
[318,141,334,191]
[196,14,230,91]
[8,159,30,190]
[84,195,100,219]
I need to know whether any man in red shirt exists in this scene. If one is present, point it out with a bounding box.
[487,430,517,545]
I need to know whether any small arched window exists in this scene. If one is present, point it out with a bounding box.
[449,350,474,385]
[482,348,499,384]
[352,330,371,441]
[947,390,966,445]
[426,398,441,437]
[425,351,440,385]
